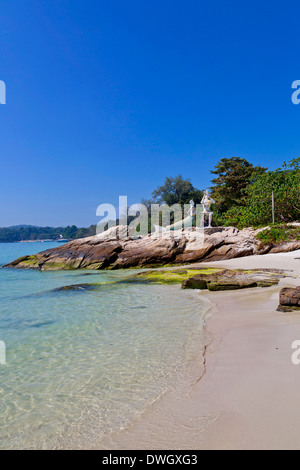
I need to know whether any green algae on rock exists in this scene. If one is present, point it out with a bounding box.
[126,268,223,285]
[125,267,286,291]
[6,255,40,269]
[39,267,288,296]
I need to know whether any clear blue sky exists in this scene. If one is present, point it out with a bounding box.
[0,0,299,227]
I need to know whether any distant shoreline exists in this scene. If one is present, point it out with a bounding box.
[0,225,96,243]
[2,240,71,243]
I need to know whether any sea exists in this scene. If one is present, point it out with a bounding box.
[0,242,210,449]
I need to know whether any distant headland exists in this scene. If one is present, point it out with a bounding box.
[0,224,96,243]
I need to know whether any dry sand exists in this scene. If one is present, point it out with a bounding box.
[100,250,300,450]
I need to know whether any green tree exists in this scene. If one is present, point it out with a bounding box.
[140,175,202,230]
[222,161,300,227]
[63,225,78,239]
[210,157,267,217]
[287,156,300,170]
[152,175,203,206]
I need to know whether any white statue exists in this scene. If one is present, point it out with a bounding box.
[187,199,196,219]
[201,190,215,227]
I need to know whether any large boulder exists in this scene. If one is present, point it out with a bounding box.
[3,224,300,271]
[4,226,258,270]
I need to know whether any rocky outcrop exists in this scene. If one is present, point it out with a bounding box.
[129,268,285,291]
[4,225,300,271]
[277,287,300,312]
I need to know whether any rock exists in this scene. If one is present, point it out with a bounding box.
[52,284,97,292]
[181,268,284,291]
[3,224,300,271]
[277,287,300,311]
[127,268,223,285]
[277,305,300,312]
[3,226,256,270]
[126,268,285,291]
[269,242,300,254]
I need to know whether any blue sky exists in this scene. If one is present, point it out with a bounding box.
[0,0,299,227]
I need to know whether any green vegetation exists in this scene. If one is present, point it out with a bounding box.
[256,224,300,246]
[0,224,96,243]
[210,157,267,216]
[151,175,203,206]
[141,175,203,229]
[143,157,299,231]
[210,157,300,228]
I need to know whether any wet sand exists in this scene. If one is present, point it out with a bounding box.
[98,250,300,450]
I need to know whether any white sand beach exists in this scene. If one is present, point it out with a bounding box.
[100,250,300,450]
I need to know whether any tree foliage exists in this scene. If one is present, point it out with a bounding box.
[152,174,203,206]
[210,157,267,217]
[219,159,300,227]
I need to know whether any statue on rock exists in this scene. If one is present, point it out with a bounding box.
[201,190,215,227]
[187,199,196,220]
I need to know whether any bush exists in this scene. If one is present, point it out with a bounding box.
[256,224,300,245]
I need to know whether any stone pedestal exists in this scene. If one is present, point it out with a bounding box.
[200,212,213,228]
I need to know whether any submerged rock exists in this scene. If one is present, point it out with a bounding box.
[51,283,97,292]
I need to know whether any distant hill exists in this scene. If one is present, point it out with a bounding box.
[7,224,38,229]
[0,225,96,242]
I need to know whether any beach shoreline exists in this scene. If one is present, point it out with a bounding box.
[97,250,300,450]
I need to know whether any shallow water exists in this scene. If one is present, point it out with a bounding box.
[0,242,209,449]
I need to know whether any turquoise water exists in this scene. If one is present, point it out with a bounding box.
[0,242,209,449]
